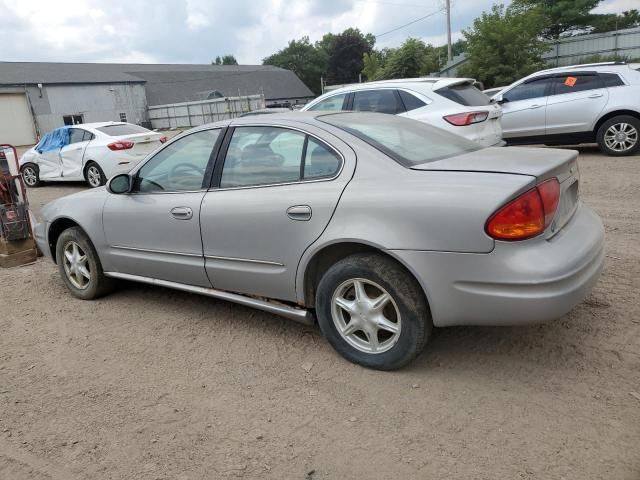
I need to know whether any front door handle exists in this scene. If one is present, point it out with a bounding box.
[588,93,604,99]
[171,206,193,220]
[529,104,543,109]
[287,205,312,221]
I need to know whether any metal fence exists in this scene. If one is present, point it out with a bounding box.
[148,94,265,129]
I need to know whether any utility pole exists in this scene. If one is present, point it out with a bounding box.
[446,0,452,62]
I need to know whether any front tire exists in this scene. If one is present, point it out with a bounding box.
[84,162,106,188]
[56,227,113,300]
[315,253,432,370]
[21,163,41,187]
[596,115,640,156]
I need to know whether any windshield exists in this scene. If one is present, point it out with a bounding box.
[96,124,151,136]
[319,112,482,166]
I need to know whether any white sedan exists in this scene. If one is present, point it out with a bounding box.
[19,122,166,188]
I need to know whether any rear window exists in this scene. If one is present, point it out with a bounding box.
[96,124,151,136]
[320,112,481,167]
[435,83,490,106]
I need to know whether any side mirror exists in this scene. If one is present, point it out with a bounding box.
[107,174,132,194]
[493,94,505,104]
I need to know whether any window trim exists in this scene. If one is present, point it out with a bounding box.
[210,124,345,192]
[127,127,226,195]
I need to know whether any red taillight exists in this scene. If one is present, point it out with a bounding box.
[486,178,560,241]
[160,136,168,143]
[443,111,489,126]
[107,141,134,151]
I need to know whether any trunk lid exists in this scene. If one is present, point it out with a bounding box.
[115,132,163,156]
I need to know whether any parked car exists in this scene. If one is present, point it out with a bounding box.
[492,62,640,156]
[19,122,167,188]
[301,78,503,147]
[33,112,604,370]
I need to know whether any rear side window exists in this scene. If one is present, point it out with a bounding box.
[398,90,427,111]
[351,90,404,114]
[435,83,490,106]
[68,128,86,144]
[502,78,553,102]
[96,124,151,136]
[599,73,625,87]
[307,93,348,112]
[552,74,604,94]
[321,112,481,167]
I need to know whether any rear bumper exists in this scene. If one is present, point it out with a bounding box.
[391,204,604,327]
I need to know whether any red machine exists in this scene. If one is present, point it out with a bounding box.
[0,144,37,267]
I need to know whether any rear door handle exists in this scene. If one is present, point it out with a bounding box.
[287,205,312,221]
[171,206,193,220]
[529,104,543,109]
[588,93,604,99]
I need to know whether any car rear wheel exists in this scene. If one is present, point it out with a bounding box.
[596,115,640,156]
[56,227,114,300]
[21,164,41,187]
[315,253,432,370]
[84,162,106,188]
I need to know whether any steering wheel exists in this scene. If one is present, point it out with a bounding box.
[168,163,206,186]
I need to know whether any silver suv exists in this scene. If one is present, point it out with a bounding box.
[493,63,640,156]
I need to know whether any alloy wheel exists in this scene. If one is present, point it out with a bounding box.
[604,123,638,153]
[87,166,102,187]
[23,167,37,186]
[62,241,91,290]
[331,278,401,354]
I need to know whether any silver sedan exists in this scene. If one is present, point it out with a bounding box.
[33,112,605,370]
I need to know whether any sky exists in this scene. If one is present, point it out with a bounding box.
[0,0,634,65]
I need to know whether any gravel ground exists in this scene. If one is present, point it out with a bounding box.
[1,146,639,480]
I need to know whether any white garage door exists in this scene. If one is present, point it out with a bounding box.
[0,94,36,146]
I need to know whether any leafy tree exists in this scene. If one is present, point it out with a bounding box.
[458,4,547,88]
[213,55,238,65]
[325,28,375,84]
[381,38,440,79]
[263,37,327,94]
[589,10,640,33]
[511,0,601,38]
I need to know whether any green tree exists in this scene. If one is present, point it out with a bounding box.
[458,4,547,88]
[263,37,327,94]
[325,28,375,84]
[213,55,238,65]
[381,38,440,79]
[589,10,640,33]
[511,0,601,38]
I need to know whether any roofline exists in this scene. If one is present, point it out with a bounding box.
[535,61,627,74]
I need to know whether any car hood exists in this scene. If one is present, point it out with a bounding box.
[410,147,578,181]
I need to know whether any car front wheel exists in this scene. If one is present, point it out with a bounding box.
[315,253,432,370]
[84,162,106,188]
[21,164,41,187]
[596,115,640,156]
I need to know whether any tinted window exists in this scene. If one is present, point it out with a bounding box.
[435,83,490,106]
[351,90,404,114]
[135,129,220,193]
[303,137,341,179]
[221,127,305,188]
[398,90,427,111]
[503,78,552,102]
[97,124,151,136]
[552,74,604,94]
[599,73,625,87]
[321,113,481,167]
[307,93,348,111]
[68,128,87,144]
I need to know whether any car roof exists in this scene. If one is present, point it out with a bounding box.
[319,77,476,95]
[530,62,633,76]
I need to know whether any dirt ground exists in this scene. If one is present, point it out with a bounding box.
[1,146,639,480]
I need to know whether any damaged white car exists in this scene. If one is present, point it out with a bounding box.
[19,122,166,188]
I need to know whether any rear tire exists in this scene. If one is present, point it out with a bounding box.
[21,163,41,187]
[84,162,106,188]
[55,227,114,300]
[596,115,640,156]
[315,253,432,370]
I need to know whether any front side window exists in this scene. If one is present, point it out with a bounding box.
[351,90,404,114]
[503,78,553,102]
[307,93,348,112]
[321,112,480,167]
[135,129,220,193]
[220,126,341,188]
[552,74,604,95]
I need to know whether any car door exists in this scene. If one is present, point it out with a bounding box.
[102,128,223,286]
[36,148,63,180]
[200,122,355,302]
[59,128,92,180]
[545,73,609,135]
[498,76,554,139]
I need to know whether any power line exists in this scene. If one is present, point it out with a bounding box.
[374,8,445,38]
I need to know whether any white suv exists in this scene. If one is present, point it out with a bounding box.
[493,62,640,156]
[301,78,503,147]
